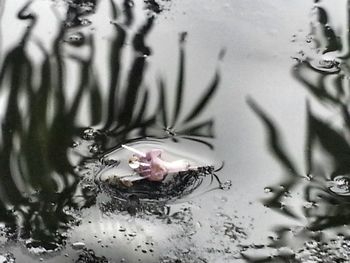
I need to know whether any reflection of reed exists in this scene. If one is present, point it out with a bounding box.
[102,0,220,149]
[245,1,350,262]
[0,0,221,251]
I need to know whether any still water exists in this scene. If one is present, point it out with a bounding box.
[1,0,349,262]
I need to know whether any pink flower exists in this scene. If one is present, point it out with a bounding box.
[123,145,191,182]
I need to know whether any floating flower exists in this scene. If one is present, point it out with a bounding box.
[122,145,191,182]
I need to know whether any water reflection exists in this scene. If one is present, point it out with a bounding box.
[0,2,81,252]
[244,0,350,261]
[0,0,223,256]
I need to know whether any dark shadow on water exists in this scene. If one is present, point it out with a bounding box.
[0,0,222,254]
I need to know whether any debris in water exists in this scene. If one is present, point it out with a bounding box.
[143,0,171,14]
[75,248,108,263]
[220,180,232,191]
[0,253,15,263]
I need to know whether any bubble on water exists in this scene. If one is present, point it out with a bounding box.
[128,156,141,169]
[82,128,97,140]
[24,238,65,254]
[71,141,79,148]
[65,32,85,46]
[72,241,86,250]
[305,35,313,43]
[328,175,350,196]
[80,19,92,26]
[127,0,135,7]
[309,56,341,73]
[264,187,273,193]
[303,201,316,209]
[91,138,223,208]
[89,144,101,154]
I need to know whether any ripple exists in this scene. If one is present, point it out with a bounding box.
[79,138,223,206]
[328,175,350,196]
[308,56,341,73]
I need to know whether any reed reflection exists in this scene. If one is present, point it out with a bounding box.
[244,1,350,261]
[0,0,221,253]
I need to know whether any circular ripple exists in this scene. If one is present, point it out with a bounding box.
[85,138,223,204]
[328,175,350,196]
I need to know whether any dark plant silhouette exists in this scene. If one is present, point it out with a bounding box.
[0,0,222,252]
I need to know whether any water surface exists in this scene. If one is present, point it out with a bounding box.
[1,0,348,262]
